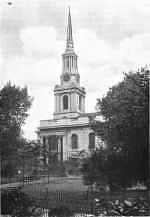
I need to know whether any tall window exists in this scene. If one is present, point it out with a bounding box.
[79,95,82,110]
[63,95,68,110]
[89,133,95,150]
[67,57,69,69]
[72,134,78,149]
[43,137,46,147]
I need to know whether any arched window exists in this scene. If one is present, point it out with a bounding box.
[89,133,95,150]
[63,95,68,110]
[72,134,78,149]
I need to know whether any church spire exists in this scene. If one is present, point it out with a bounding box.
[61,7,78,77]
[66,7,74,51]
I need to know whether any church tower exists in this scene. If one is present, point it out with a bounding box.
[54,8,86,119]
[38,8,100,159]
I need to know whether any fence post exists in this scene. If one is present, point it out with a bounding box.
[47,164,50,184]
[22,155,25,186]
[90,184,95,215]
[46,187,49,209]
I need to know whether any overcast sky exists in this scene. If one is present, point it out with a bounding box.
[0,0,150,140]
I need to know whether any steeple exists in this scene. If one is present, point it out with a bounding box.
[61,7,78,76]
[53,8,86,119]
[66,7,74,51]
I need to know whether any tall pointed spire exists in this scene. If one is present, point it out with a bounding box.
[62,7,78,77]
[66,7,74,51]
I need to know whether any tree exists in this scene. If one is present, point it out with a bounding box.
[17,139,42,178]
[0,82,33,178]
[82,67,149,189]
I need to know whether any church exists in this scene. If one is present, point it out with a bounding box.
[37,8,102,162]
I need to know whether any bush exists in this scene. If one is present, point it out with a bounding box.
[48,206,73,217]
[64,158,81,175]
[1,187,36,216]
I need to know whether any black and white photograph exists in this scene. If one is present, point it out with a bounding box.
[0,0,149,216]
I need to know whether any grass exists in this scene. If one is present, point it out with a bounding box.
[22,177,87,193]
[21,176,149,212]
[22,177,91,212]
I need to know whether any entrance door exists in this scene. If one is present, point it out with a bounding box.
[48,135,58,164]
[48,135,63,163]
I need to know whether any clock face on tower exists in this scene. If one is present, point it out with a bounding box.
[63,73,70,82]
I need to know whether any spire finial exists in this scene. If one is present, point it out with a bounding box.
[66,6,74,51]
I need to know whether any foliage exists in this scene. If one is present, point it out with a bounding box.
[64,158,81,175]
[0,82,33,177]
[17,139,42,177]
[49,206,74,217]
[1,187,35,216]
[64,150,88,175]
[2,187,148,217]
[97,67,149,147]
[1,187,50,217]
[83,67,149,188]
[81,149,107,186]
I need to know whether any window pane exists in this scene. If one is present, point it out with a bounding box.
[67,57,69,69]
[89,133,95,149]
[79,95,82,110]
[72,134,78,149]
[63,95,68,110]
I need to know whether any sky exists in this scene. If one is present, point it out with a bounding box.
[0,0,150,140]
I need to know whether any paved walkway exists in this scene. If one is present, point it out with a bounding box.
[0,181,22,190]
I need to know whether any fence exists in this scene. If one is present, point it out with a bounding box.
[1,151,149,216]
[1,150,88,185]
[1,181,149,216]
[2,186,149,216]
[1,186,98,217]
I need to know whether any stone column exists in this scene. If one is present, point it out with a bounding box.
[60,136,63,163]
[57,136,61,161]
[57,136,63,163]
[83,96,85,112]
[54,94,57,113]
[45,137,49,165]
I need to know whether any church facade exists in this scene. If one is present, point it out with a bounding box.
[37,9,101,162]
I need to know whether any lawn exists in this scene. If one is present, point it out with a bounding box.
[21,176,149,214]
[22,177,91,212]
[22,176,88,195]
